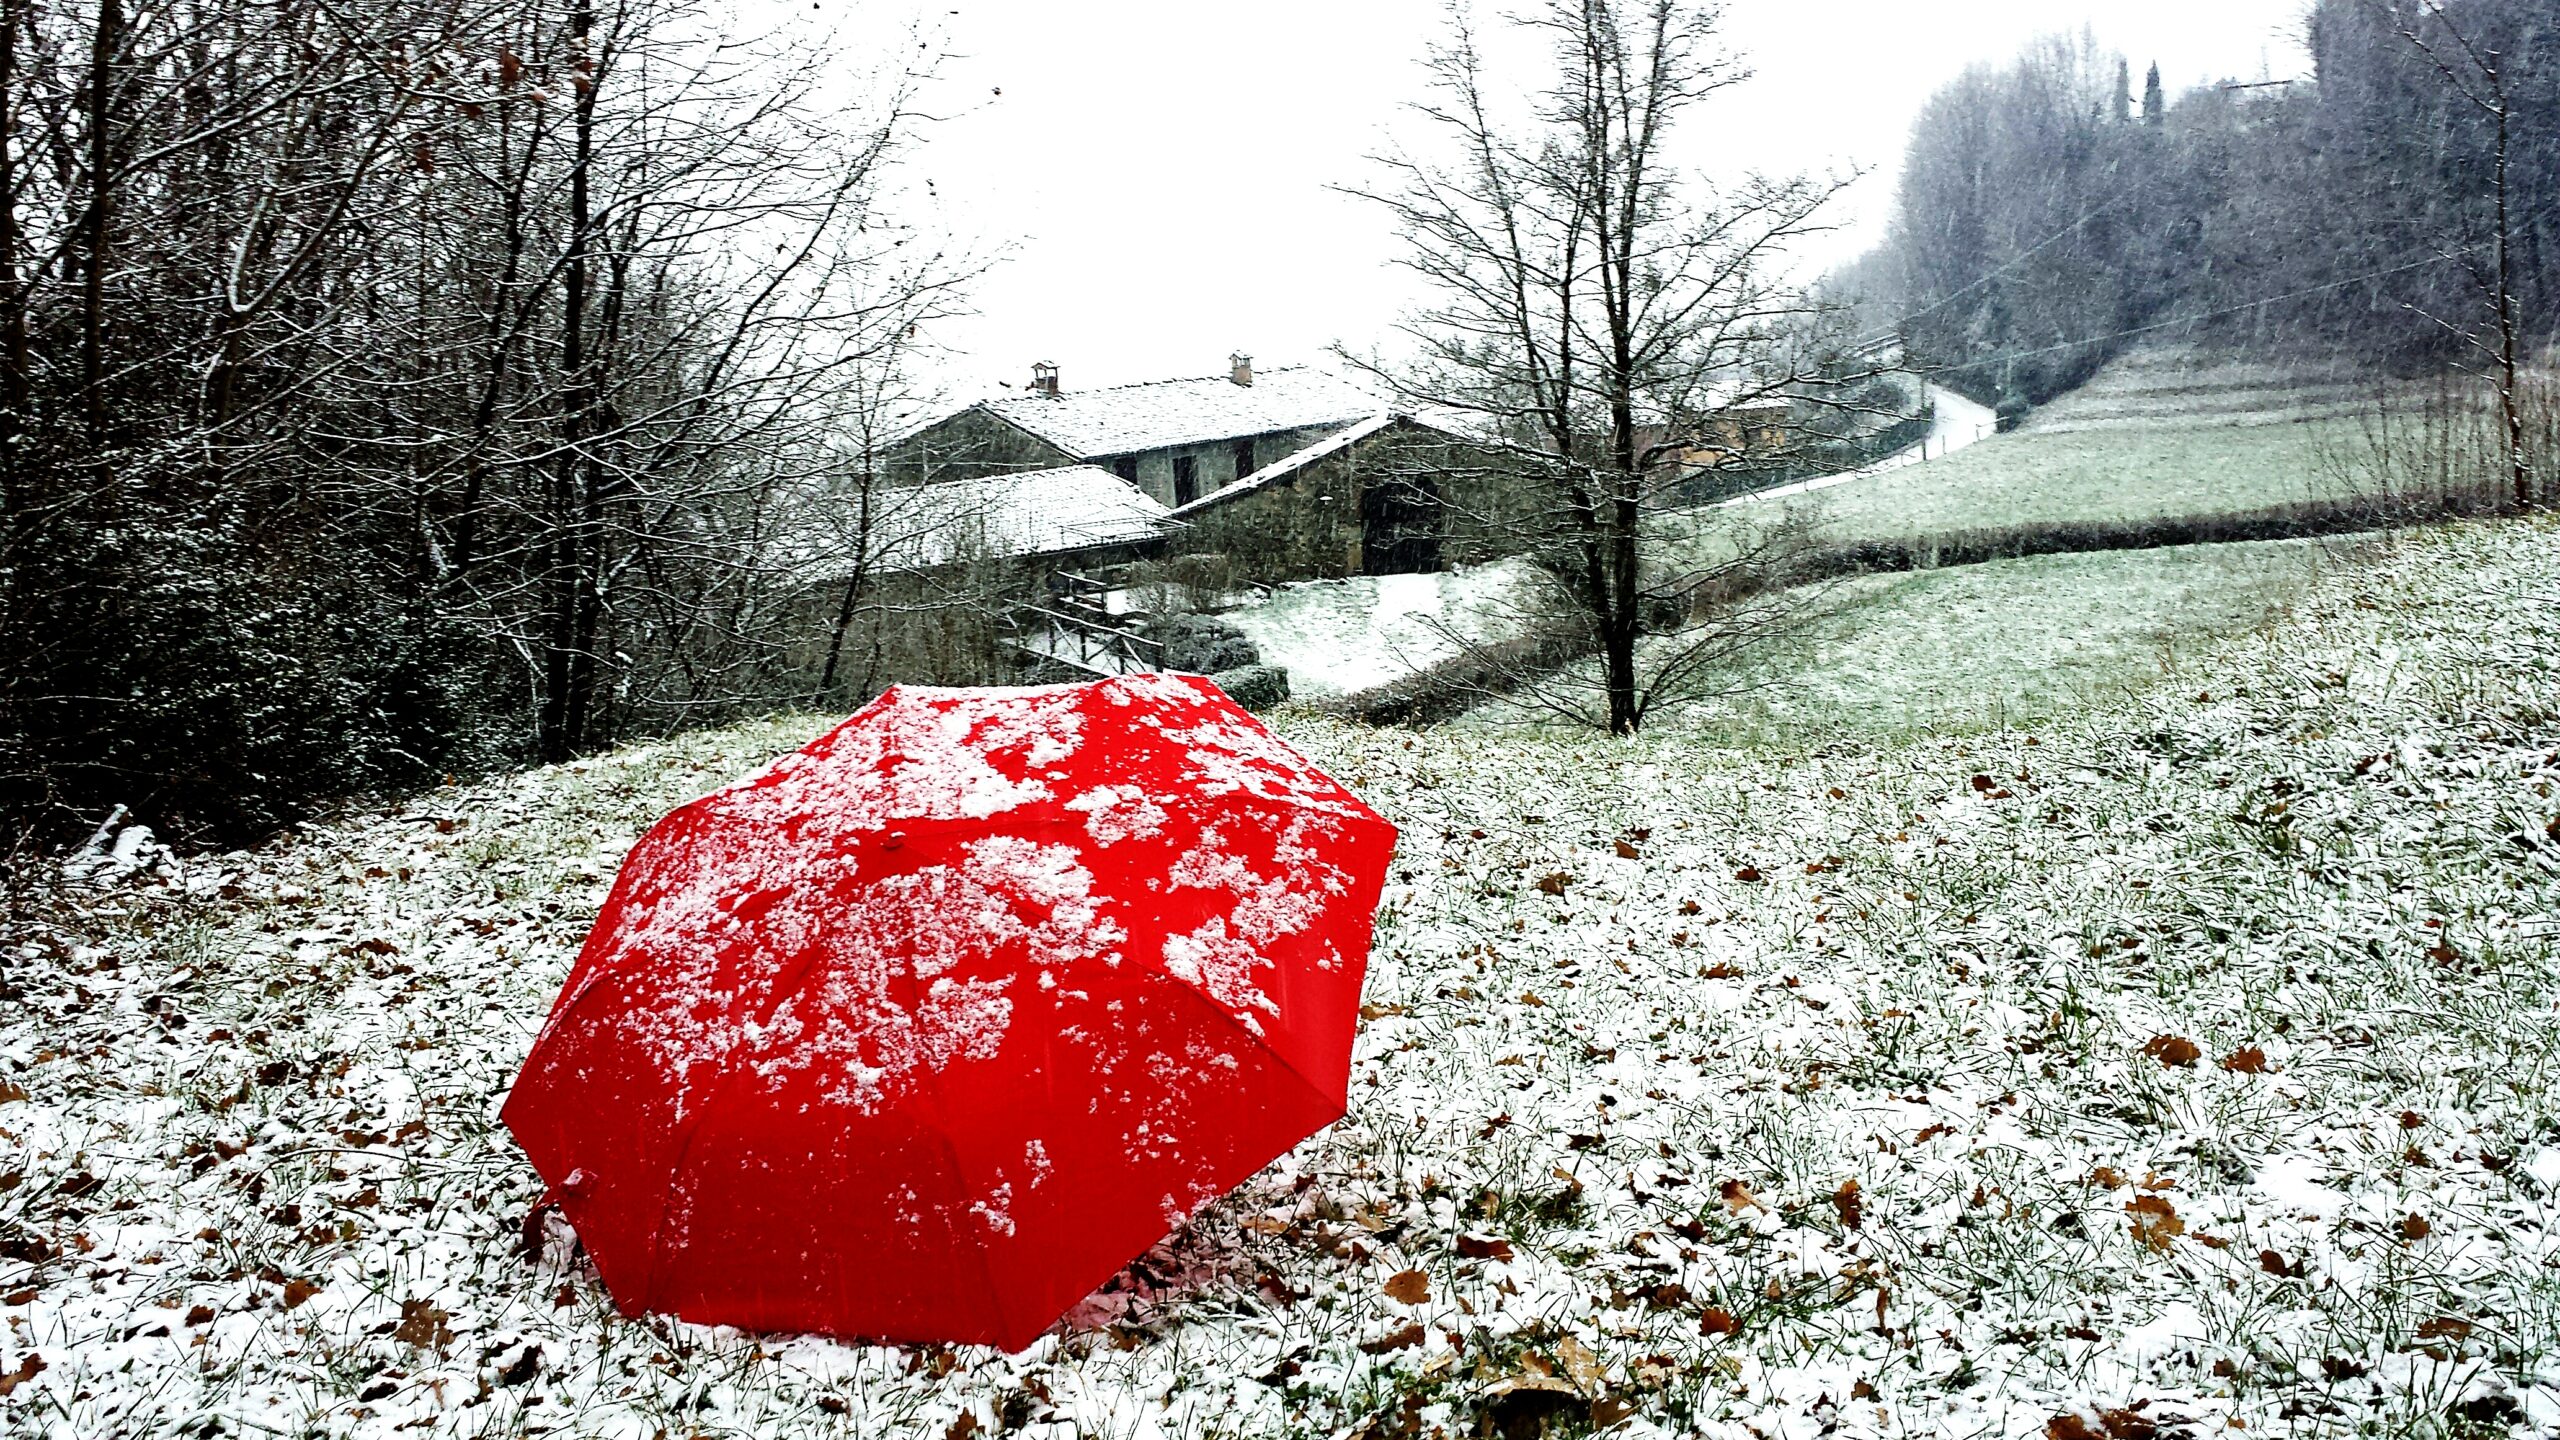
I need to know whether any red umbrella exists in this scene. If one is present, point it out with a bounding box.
[502,674,1396,1350]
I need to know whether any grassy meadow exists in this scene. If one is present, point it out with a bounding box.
[10,513,2560,1438]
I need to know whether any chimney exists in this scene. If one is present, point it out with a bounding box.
[1230,353,1253,387]
[1030,361,1059,398]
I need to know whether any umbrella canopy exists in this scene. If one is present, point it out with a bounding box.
[501,674,1396,1350]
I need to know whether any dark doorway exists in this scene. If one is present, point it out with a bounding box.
[1172,455,1199,506]
[1359,473,1441,575]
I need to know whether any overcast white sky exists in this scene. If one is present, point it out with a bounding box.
[875,1,2316,399]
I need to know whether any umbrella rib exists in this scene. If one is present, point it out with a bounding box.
[898,943,1018,1348]
[635,937,838,1315]
[1159,965,1350,1143]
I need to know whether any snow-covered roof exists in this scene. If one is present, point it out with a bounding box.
[978,366,1387,458]
[1167,413,1503,520]
[1167,414,1399,519]
[878,466,1175,570]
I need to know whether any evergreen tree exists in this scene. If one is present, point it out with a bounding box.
[2115,59,2135,123]
[2144,62,2166,125]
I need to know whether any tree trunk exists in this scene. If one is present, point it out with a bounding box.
[1603,612,1640,735]
[1606,479,1641,735]
[451,95,538,582]
[1607,282,1642,735]
[818,469,877,699]
[81,0,119,438]
[0,0,25,444]
[2494,86,2526,508]
[538,0,600,763]
[818,574,863,698]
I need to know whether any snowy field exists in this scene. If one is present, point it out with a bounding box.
[8,517,2560,1439]
[1793,420,2360,539]
[1662,347,2453,572]
[1469,537,2351,743]
[1223,557,1552,699]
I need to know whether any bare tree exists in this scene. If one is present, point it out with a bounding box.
[0,0,965,843]
[1347,0,1863,734]
[2370,0,2530,507]
[797,337,1000,704]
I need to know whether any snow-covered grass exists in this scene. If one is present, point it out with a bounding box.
[1794,420,2362,539]
[1656,347,2456,570]
[1242,350,2381,707]
[9,516,2560,1439]
[1470,537,2352,743]
[1225,557,1552,700]
[2016,346,2389,437]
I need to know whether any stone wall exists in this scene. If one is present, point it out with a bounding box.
[1099,423,1352,508]
[884,409,1076,483]
[884,408,1362,508]
[1164,422,1548,583]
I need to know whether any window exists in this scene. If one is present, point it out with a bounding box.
[1172,455,1198,506]
[1232,439,1255,481]
[1111,455,1138,484]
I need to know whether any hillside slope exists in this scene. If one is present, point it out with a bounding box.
[1672,345,2474,563]
[6,518,2559,1438]
[2015,345,2389,436]
[1471,535,2352,741]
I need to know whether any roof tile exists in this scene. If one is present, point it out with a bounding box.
[982,366,1386,457]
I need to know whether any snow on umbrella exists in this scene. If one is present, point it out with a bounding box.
[501,674,1397,1350]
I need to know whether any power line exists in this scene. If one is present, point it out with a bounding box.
[1878,139,2560,377]
[1904,254,2457,377]
[1871,184,2145,342]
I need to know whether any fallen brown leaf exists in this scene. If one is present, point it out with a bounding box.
[1358,1322,1425,1355]
[2125,1194,2183,1251]
[1557,1333,1604,1391]
[392,1297,452,1349]
[2142,1035,2201,1069]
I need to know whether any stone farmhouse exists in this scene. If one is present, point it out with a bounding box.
[832,354,1827,692]
[888,356,1387,510]
[879,357,1546,585]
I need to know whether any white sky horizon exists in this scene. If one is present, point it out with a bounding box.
[853,0,2317,403]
